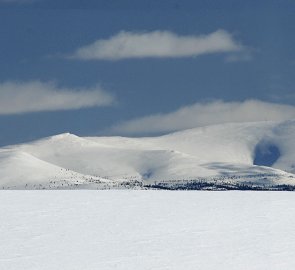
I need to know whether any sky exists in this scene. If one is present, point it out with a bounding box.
[0,0,295,146]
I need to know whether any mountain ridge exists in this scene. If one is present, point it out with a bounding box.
[1,120,295,189]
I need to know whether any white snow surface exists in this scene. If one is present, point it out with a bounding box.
[1,191,295,270]
[1,120,295,188]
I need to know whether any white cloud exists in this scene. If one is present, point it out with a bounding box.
[70,30,244,60]
[0,81,115,115]
[110,100,295,135]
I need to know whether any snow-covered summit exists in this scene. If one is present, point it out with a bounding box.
[1,120,295,189]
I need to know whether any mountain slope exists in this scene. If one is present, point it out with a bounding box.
[0,148,109,189]
[1,120,295,189]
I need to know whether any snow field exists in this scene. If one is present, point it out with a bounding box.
[1,191,295,270]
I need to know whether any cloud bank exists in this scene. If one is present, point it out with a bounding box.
[71,30,243,60]
[111,100,295,135]
[0,81,114,115]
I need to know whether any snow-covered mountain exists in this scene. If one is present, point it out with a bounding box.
[1,120,295,189]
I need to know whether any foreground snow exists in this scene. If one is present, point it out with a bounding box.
[1,191,295,270]
[1,120,295,189]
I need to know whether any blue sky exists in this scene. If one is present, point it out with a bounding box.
[0,0,295,145]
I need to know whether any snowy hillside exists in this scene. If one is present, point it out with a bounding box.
[1,120,295,189]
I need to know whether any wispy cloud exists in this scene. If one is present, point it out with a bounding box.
[225,51,253,62]
[0,81,115,115]
[70,30,244,60]
[110,100,295,135]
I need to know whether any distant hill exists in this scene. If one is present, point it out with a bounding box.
[1,120,295,189]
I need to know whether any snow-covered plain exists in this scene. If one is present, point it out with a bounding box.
[0,120,295,189]
[1,191,295,270]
